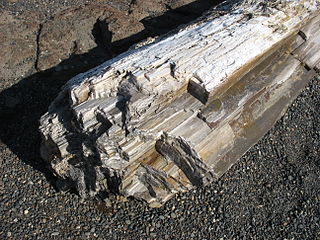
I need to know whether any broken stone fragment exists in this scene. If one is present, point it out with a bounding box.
[39,0,320,207]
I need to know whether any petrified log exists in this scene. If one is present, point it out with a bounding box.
[40,0,320,207]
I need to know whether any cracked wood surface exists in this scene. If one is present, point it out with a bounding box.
[39,0,320,207]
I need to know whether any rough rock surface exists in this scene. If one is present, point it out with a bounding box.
[0,10,39,85]
[39,0,320,206]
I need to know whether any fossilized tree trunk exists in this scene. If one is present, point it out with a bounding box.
[40,0,320,207]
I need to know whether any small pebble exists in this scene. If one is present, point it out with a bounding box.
[125,219,131,225]
[170,213,177,218]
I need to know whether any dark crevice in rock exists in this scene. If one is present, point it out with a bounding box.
[298,30,307,41]
[139,164,173,193]
[128,0,137,14]
[102,168,122,194]
[188,79,209,105]
[34,23,43,72]
[71,41,79,56]
[169,62,176,78]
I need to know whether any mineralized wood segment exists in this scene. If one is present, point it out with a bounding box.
[40,0,320,207]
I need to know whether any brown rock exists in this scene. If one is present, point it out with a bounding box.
[0,10,39,84]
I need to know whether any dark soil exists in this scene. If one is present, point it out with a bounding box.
[0,1,319,239]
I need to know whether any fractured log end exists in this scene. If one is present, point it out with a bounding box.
[39,0,320,207]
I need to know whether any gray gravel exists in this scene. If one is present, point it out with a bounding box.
[0,1,319,239]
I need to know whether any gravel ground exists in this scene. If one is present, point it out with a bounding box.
[0,1,320,239]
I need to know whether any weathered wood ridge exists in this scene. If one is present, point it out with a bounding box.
[40,0,320,207]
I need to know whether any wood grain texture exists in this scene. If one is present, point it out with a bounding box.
[39,0,320,207]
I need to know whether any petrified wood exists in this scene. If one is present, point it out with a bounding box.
[40,0,320,207]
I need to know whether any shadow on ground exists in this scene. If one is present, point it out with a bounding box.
[0,0,224,188]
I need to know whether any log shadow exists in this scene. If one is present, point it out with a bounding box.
[0,0,225,190]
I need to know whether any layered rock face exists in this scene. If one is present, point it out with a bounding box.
[40,0,320,207]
